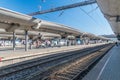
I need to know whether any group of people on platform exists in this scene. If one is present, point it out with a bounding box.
[33,39,51,48]
[0,38,107,49]
[29,38,103,49]
[30,39,79,49]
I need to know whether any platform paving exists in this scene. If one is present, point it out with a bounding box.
[0,43,106,67]
[0,43,106,60]
[82,45,120,80]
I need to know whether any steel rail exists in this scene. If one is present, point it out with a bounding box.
[45,44,114,80]
[23,44,112,80]
[0,44,112,80]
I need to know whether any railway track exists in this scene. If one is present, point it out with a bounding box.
[0,44,114,80]
[23,43,114,80]
[47,45,113,80]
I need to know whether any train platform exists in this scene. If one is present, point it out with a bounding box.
[82,45,120,80]
[0,43,106,67]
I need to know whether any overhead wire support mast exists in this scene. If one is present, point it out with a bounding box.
[28,0,96,16]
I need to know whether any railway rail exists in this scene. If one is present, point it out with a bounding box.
[24,44,114,80]
[0,43,114,80]
[47,44,113,80]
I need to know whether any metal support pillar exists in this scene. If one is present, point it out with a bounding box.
[80,36,84,45]
[86,37,89,45]
[13,31,16,51]
[61,34,68,46]
[25,30,28,51]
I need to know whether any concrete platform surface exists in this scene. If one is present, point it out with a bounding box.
[0,43,106,60]
[0,43,106,67]
[82,45,120,80]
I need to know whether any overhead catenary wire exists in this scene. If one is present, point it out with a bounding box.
[36,0,101,28]
[41,0,46,2]
[79,7,100,26]
[81,7,106,28]
[58,10,65,17]
[69,0,101,27]
[28,0,96,16]
[36,0,98,27]
[88,6,98,14]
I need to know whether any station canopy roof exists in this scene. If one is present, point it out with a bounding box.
[0,7,108,40]
[97,0,120,40]
[0,29,61,39]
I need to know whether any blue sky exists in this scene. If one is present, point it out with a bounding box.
[0,0,114,35]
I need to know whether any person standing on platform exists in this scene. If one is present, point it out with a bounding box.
[115,42,118,46]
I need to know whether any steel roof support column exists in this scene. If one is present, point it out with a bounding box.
[29,36,33,50]
[80,35,84,45]
[13,31,16,51]
[85,37,89,45]
[96,39,99,43]
[61,34,68,46]
[25,30,28,51]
